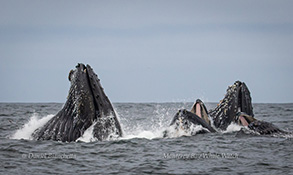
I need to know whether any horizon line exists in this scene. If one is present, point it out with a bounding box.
[0,101,292,104]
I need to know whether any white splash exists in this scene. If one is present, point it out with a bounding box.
[11,114,54,140]
[77,114,124,142]
[121,129,166,140]
[164,124,207,138]
[76,122,96,142]
[76,123,166,142]
[223,123,244,133]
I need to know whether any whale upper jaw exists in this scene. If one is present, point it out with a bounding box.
[209,81,254,130]
[32,63,122,142]
[73,63,117,118]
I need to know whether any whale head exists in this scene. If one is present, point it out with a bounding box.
[67,63,116,118]
[209,81,254,130]
[33,63,122,142]
[167,109,216,136]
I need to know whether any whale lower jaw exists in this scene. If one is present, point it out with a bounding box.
[169,109,216,134]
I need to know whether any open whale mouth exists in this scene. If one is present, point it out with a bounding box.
[168,109,216,135]
[235,112,256,126]
[235,112,287,135]
[191,99,210,125]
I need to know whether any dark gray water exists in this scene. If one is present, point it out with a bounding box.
[1,103,293,174]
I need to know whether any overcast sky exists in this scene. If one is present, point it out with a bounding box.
[0,0,292,103]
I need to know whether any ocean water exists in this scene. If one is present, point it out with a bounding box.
[1,103,293,174]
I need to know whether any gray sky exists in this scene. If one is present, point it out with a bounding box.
[1,0,293,103]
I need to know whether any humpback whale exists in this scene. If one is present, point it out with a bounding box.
[32,63,122,142]
[209,81,288,135]
[164,100,215,137]
[236,112,288,135]
[209,81,253,131]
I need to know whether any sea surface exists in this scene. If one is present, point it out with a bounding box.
[1,103,293,175]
